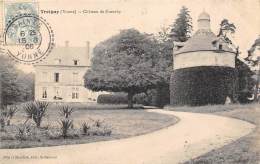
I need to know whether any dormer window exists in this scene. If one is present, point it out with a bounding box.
[73,60,79,65]
[212,40,224,52]
[212,40,217,48]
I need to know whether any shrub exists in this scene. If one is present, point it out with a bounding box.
[81,119,112,136]
[133,93,150,105]
[97,94,128,104]
[47,128,61,139]
[97,91,164,107]
[81,122,91,136]
[59,105,73,118]
[59,119,73,138]
[102,126,112,136]
[0,105,18,129]
[0,117,5,131]
[1,133,15,140]
[93,119,103,128]
[4,105,18,126]
[90,125,112,136]
[24,101,49,127]
[15,124,32,141]
[91,119,112,136]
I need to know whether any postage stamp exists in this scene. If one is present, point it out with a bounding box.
[4,1,38,27]
[2,1,54,64]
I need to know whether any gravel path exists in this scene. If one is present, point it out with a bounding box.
[0,109,255,164]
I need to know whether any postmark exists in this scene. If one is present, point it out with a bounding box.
[3,14,54,64]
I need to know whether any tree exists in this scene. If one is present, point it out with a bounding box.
[168,6,193,42]
[218,19,255,103]
[0,54,34,105]
[16,72,35,102]
[152,6,193,106]
[0,55,21,105]
[245,37,260,102]
[152,38,173,107]
[235,59,255,103]
[217,19,236,45]
[84,29,162,108]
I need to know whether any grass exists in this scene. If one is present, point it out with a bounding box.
[167,103,260,164]
[50,102,145,110]
[0,103,177,149]
[165,103,257,113]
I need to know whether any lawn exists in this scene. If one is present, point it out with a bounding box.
[0,103,177,149]
[168,103,260,164]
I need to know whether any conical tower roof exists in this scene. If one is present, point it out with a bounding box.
[175,12,235,55]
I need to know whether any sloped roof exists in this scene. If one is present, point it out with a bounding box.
[174,29,235,55]
[35,46,90,66]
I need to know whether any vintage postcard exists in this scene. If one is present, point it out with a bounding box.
[0,0,259,164]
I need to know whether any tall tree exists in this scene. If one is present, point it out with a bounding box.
[0,55,22,105]
[218,19,255,103]
[153,6,193,106]
[0,54,34,105]
[84,29,162,108]
[217,19,236,45]
[16,72,35,102]
[245,36,260,102]
[168,6,193,42]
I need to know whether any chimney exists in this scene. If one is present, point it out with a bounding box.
[65,40,69,47]
[86,41,90,59]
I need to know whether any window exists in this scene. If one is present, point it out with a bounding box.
[219,44,223,50]
[54,87,60,96]
[72,87,79,99]
[73,72,79,83]
[54,73,59,82]
[54,87,62,100]
[73,60,79,65]
[55,59,61,64]
[42,87,47,99]
[212,40,217,48]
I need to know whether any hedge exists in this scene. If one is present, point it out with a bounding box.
[97,94,128,104]
[97,87,170,107]
[170,66,236,106]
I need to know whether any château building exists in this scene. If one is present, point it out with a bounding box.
[34,41,101,102]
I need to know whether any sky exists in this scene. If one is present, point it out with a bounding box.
[2,0,260,72]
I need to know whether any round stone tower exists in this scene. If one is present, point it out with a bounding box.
[170,12,237,106]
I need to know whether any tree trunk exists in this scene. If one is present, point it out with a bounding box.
[127,92,134,109]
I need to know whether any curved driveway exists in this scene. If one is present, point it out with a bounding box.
[0,109,255,164]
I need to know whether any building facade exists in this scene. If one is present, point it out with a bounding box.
[170,12,237,106]
[34,41,100,102]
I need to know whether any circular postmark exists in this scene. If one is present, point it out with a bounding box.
[3,14,54,64]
